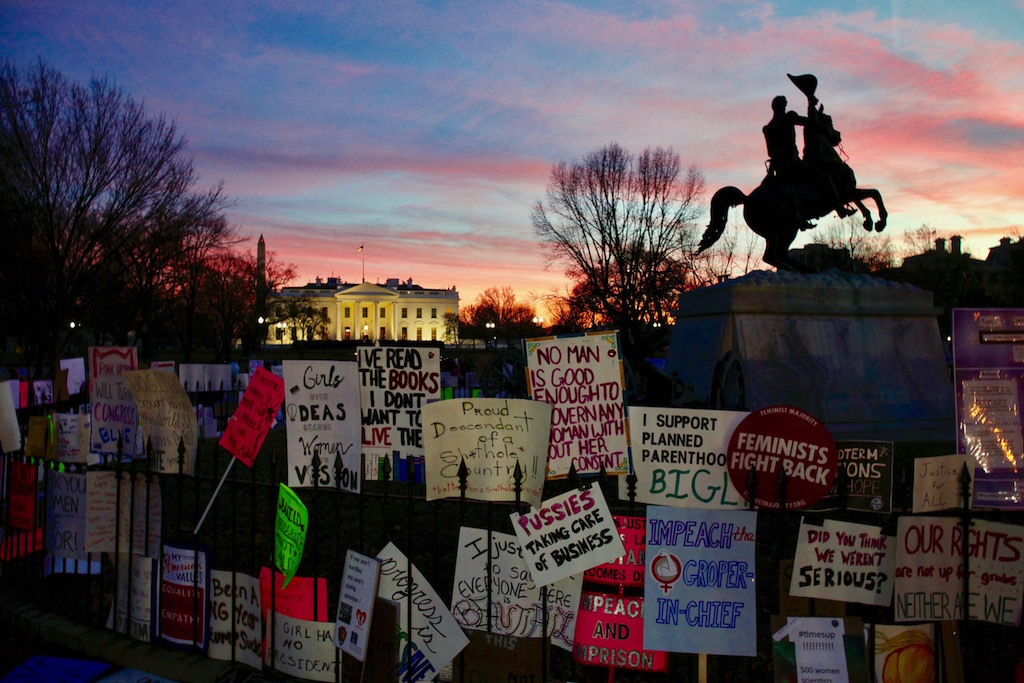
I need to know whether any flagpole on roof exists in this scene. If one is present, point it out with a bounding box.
[358,243,365,282]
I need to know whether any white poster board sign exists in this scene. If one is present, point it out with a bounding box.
[789,517,895,606]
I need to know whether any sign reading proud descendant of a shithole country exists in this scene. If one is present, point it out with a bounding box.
[525,331,629,478]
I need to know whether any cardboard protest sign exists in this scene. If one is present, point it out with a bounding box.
[219,365,284,467]
[359,346,441,479]
[584,514,646,587]
[525,332,629,478]
[511,485,625,587]
[334,549,380,661]
[159,542,210,651]
[283,360,361,491]
[44,468,88,561]
[377,542,469,681]
[209,569,262,669]
[258,567,329,621]
[55,413,88,463]
[423,397,550,507]
[123,369,198,475]
[26,415,53,459]
[643,507,758,657]
[8,459,36,530]
[726,405,837,510]
[450,527,583,651]
[812,440,893,513]
[275,484,308,588]
[790,518,895,606]
[573,591,669,673]
[0,380,21,454]
[454,631,546,683]
[89,346,139,459]
[625,407,745,509]
[895,516,1024,625]
[913,454,971,513]
[264,613,337,681]
[111,554,157,642]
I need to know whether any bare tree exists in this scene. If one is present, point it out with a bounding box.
[809,218,897,273]
[460,286,537,347]
[531,143,705,365]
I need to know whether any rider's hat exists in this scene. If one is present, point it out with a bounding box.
[787,73,818,99]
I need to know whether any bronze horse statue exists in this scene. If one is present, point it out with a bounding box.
[697,78,887,273]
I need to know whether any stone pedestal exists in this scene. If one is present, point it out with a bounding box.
[664,270,954,441]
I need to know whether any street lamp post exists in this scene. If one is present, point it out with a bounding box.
[485,321,496,349]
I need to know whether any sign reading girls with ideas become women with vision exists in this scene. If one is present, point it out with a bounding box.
[526,331,629,478]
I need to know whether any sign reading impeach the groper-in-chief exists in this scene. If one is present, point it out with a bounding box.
[525,332,629,478]
[726,405,837,510]
[423,398,550,508]
[625,407,746,509]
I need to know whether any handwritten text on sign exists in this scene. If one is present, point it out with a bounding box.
[790,518,895,606]
[359,346,440,465]
[573,591,668,673]
[89,346,138,458]
[123,369,198,475]
[208,569,262,670]
[812,440,893,513]
[220,366,284,467]
[160,543,208,650]
[45,469,88,561]
[585,515,646,587]
[526,333,628,478]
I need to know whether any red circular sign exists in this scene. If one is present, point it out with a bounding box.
[726,405,837,510]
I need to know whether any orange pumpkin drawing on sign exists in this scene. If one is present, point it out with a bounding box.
[876,628,934,683]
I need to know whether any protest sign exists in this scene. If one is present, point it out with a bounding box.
[363,598,399,683]
[449,527,583,651]
[812,440,893,513]
[123,369,198,475]
[112,472,162,555]
[111,554,156,642]
[511,485,625,587]
[333,549,380,661]
[359,346,441,479]
[61,357,87,395]
[644,507,758,657]
[790,518,895,606]
[275,484,308,588]
[573,591,668,672]
[913,454,971,513]
[423,397,550,507]
[727,405,837,510]
[160,542,210,651]
[32,379,53,405]
[45,469,88,561]
[259,568,329,621]
[771,616,869,683]
[584,515,646,587]
[871,623,936,683]
[89,346,139,459]
[895,516,1024,625]
[525,332,629,478]
[377,542,470,682]
[55,413,88,464]
[0,380,21,453]
[626,407,745,509]
[8,460,36,530]
[26,415,52,459]
[283,360,361,491]
[264,613,337,682]
[454,632,546,683]
[220,366,284,467]
[209,569,262,669]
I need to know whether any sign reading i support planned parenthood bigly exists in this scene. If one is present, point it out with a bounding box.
[726,405,837,510]
[283,360,361,491]
[525,332,629,478]
[643,507,758,657]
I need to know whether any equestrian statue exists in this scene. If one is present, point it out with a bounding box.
[697,74,887,273]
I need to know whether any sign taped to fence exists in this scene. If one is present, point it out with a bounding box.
[220,365,284,468]
[258,567,329,621]
[895,516,1024,625]
[56,412,89,464]
[0,379,21,453]
[422,397,550,507]
[89,346,139,459]
[573,591,668,672]
[159,542,210,652]
[111,553,156,642]
[209,569,262,669]
[525,332,629,478]
[450,527,583,651]
[283,360,361,491]
[264,612,337,682]
[45,468,88,561]
[123,369,198,475]
[377,542,469,681]
[275,484,308,588]
[584,514,646,587]
[643,507,758,656]
[913,454,971,513]
[812,440,893,513]
[8,459,36,530]
[625,407,745,509]
[334,549,380,661]
[790,518,895,606]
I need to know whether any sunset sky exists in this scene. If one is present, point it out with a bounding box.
[3,1,1023,311]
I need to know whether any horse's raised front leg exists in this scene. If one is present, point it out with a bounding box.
[854,188,887,232]
[853,199,874,232]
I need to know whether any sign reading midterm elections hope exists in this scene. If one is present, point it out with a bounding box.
[283,360,361,491]
[422,398,550,508]
[525,332,629,478]
[727,405,837,510]
[627,407,746,509]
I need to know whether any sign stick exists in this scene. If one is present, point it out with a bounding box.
[193,457,235,535]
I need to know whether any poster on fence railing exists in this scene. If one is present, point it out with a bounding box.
[159,542,210,652]
[275,483,308,588]
[525,332,629,478]
[377,542,469,681]
[811,440,894,513]
[573,591,669,673]
[789,518,895,606]
[220,366,284,468]
[283,360,361,492]
[45,468,88,562]
[264,612,337,682]
[56,412,89,464]
[259,568,330,621]
[115,472,162,555]
[0,379,20,453]
[110,553,156,642]
[209,569,262,669]
[895,516,1024,625]
[422,398,550,507]
[89,346,139,459]
[624,407,746,509]
[8,459,36,530]
[584,514,646,587]
[334,549,380,661]
[123,369,198,475]
[359,346,441,481]
[450,527,583,651]
[913,454,971,513]
[643,507,758,656]
[456,631,545,683]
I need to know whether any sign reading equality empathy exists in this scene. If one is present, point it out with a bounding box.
[525,332,629,478]
[89,346,139,458]
[283,360,361,491]
[422,397,551,508]
[726,405,837,510]
[643,507,758,657]
[219,365,284,467]
[789,518,895,607]
[159,542,209,651]
[510,485,625,587]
